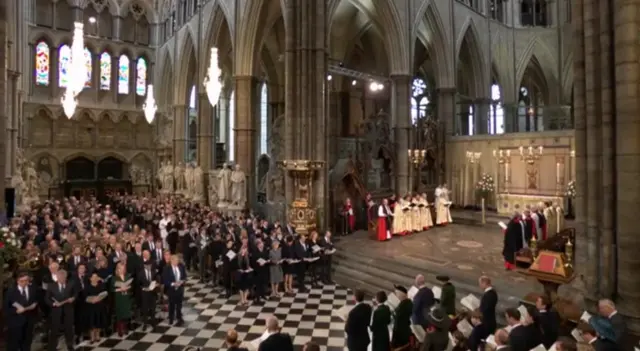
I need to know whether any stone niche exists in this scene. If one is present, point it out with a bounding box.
[25,107,155,188]
[445,130,575,209]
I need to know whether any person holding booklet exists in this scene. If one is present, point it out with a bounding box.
[5,271,38,351]
[84,272,108,344]
[111,262,133,336]
[391,285,414,349]
[478,276,498,334]
[306,231,323,287]
[222,239,238,298]
[269,240,284,298]
[162,255,187,326]
[138,260,158,330]
[236,244,254,306]
[345,289,373,351]
[252,239,270,304]
[46,269,77,351]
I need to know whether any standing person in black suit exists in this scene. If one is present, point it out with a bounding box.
[412,274,435,328]
[536,295,560,348]
[504,308,528,351]
[162,255,187,326]
[370,291,392,351]
[66,246,86,273]
[138,261,158,330]
[251,239,270,304]
[577,322,619,351]
[598,299,627,347]
[292,235,309,293]
[258,316,295,351]
[46,270,77,351]
[320,231,335,284]
[5,271,38,351]
[478,275,498,333]
[345,289,373,351]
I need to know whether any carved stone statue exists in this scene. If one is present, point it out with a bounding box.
[23,161,41,204]
[183,163,194,197]
[130,164,150,185]
[217,163,232,206]
[174,162,186,192]
[267,168,285,203]
[230,164,247,208]
[191,164,204,202]
[160,161,174,193]
[207,183,218,206]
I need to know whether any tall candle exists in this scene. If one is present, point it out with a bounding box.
[505,163,510,182]
[556,162,560,183]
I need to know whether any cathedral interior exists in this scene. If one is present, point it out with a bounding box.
[0,0,639,335]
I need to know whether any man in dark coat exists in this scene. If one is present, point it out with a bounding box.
[578,322,619,351]
[346,289,373,351]
[5,272,38,351]
[258,316,294,351]
[478,276,498,334]
[391,285,413,349]
[412,274,435,327]
[502,212,525,270]
[598,299,628,347]
[370,291,392,351]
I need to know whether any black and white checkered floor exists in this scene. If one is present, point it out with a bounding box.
[75,278,353,351]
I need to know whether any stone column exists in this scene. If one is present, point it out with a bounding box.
[0,0,6,213]
[390,75,411,195]
[197,93,213,170]
[437,87,456,185]
[8,70,18,177]
[327,90,340,166]
[172,105,186,163]
[612,0,640,322]
[234,75,259,205]
[474,98,490,135]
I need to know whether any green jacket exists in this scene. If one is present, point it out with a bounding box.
[440,282,456,316]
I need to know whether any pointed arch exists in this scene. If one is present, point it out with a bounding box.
[515,38,557,92]
[79,0,120,15]
[414,3,453,88]
[456,17,487,97]
[97,152,128,164]
[29,31,55,46]
[174,29,197,104]
[517,55,550,103]
[118,0,158,23]
[236,0,271,76]
[364,0,409,74]
[157,49,174,105]
[201,3,234,79]
[63,152,96,164]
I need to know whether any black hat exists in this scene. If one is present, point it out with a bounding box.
[436,275,450,282]
[427,307,451,330]
[394,284,408,294]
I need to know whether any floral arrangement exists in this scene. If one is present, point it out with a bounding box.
[0,227,21,263]
[476,173,495,198]
[565,180,576,199]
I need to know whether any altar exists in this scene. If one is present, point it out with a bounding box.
[496,193,564,215]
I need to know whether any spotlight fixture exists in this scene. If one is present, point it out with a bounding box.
[351,80,357,86]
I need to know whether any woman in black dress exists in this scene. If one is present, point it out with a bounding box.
[85,272,108,344]
[236,245,253,306]
[281,236,295,295]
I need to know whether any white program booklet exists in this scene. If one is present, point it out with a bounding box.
[312,245,322,253]
[571,328,584,342]
[518,305,530,323]
[145,281,157,291]
[257,258,268,265]
[304,257,319,262]
[485,335,497,347]
[460,294,481,311]
[456,318,473,338]
[530,344,547,351]
[432,286,442,300]
[334,305,352,321]
[226,250,237,260]
[411,324,426,343]
[385,292,400,310]
[580,311,592,322]
[407,286,419,300]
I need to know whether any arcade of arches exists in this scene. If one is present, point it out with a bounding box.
[0,0,639,334]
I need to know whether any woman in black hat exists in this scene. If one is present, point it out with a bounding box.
[370,291,392,351]
[436,275,456,316]
[391,285,413,349]
[420,307,451,351]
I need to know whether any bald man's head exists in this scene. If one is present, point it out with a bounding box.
[266,315,280,332]
[415,274,425,287]
[495,329,509,346]
[225,329,239,346]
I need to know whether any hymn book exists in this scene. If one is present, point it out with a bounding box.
[518,305,529,323]
[460,294,481,311]
[226,250,237,260]
[571,328,584,342]
[410,324,425,343]
[257,258,268,266]
[335,305,352,321]
[456,318,473,338]
[312,245,322,253]
[385,292,400,310]
[13,302,37,310]
[114,278,133,288]
[484,335,497,347]
[324,248,336,254]
[86,291,108,303]
[407,286,419,300]
[498,221,507,230]
[580,311,592,322]
[304,257,320,262]
[144,281,157,291]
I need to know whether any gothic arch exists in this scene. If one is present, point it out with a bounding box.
[97,152,128,164]
[414,3,452,87]
[515,38,557,94]
[157,49,174,105]
[118,0,158,23]
[456,18,487,97]
[80,0,119,16]
[175,30,197,104]
[517,55,550,104]
[29,31,55,46]
[63,152,96,163]
[200,4,234,80]
[235,0,272,76]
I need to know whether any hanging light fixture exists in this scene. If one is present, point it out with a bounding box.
[203,47,222,107]
[143,84,157,124]
[61,22,88,118]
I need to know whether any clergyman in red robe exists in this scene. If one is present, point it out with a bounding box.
[343,198,355,233]
[377,198,393,241]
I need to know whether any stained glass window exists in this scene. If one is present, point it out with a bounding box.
[35,41,50,86]
[490,84,505,134]
[259,84,268,155]
[99,52,111,90]
[136,57,147,96]
[58,44,71,87]
[84,48,92,87]
[118,55,130,94]
[410,78,429,125]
